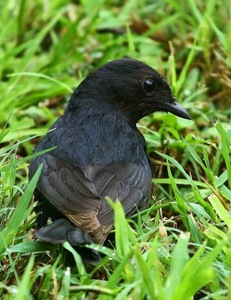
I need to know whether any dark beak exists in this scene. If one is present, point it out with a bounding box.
[164,98,192,120]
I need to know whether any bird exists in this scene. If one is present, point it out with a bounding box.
[29,58,191,263]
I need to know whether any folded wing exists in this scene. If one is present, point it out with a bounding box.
[33,153,152,244]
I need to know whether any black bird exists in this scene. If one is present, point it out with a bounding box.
[29,58,191,263]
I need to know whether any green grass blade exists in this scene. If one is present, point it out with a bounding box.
[0,164,42,254]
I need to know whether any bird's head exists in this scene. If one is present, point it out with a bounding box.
[72,58,191,124]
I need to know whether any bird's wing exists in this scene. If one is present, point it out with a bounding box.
[35,153,152,243]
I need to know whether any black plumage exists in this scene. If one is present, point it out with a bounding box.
[29,58,191,263]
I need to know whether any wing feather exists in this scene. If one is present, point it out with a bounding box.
[35,153,152,243]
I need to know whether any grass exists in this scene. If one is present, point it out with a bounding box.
[0,0,231,299]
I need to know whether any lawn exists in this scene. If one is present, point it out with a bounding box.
[0,0,231,299]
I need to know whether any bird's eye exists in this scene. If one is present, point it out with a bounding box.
[142,79,156,94]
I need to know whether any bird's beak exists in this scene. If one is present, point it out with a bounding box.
[165,98,192,120]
